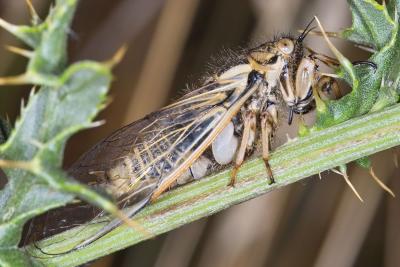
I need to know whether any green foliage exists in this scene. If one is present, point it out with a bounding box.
[312,0,400,130]
[0,1,125,266]
[343,0,395,49]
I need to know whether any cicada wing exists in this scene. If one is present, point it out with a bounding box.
[22,117,158,245]
[24,74,251,248]
[67,72,261,250]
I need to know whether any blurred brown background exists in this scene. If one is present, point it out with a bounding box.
[0,0,399,267]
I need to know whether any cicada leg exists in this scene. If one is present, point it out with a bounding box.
[261,105,277,184]
[306,46,377,72]
[229,111,256,187]
[306,46,340,69]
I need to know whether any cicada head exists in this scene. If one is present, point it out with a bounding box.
[247,18,315,74]
[247,37,300,73]
[277,18,318,124]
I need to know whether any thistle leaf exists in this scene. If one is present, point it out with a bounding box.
[343,0,395,50]
[0,1,126,264]
[314,0,400,130]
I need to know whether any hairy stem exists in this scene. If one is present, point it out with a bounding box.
[29,103,400,267]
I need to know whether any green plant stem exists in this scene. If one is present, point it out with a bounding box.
[30,103,400,267]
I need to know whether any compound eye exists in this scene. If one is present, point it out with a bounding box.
[278,39,294,55]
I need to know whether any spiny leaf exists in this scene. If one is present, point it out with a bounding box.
[0,0,78,85]
[28,0,78,74]
[0,18,43,48]
[0,0,127,262]
[0,60,115,247]
[313,0,400,130]
[343,0,395,50]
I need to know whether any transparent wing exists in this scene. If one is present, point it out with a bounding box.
[24,73,250,246]
[69,76,248,202]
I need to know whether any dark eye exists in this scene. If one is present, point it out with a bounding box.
[267,55,278,64]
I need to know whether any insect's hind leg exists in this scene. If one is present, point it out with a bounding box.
[229,111,256,187]
[261,106,277,184]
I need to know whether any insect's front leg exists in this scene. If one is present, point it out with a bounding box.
[261,103,277,184]
[306,46,377,72]
[229,111,256,186]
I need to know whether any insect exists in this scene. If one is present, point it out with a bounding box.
[25,17,375,253]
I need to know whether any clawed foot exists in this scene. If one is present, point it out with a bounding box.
[263,158,275,185]
[228,161,275,187]
[228,167,238,187]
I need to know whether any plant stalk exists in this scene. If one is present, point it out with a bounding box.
[30,103,400,267]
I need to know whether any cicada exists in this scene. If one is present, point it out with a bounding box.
[25,18,373,253]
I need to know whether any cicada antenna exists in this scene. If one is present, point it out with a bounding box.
[297,17,316,42]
